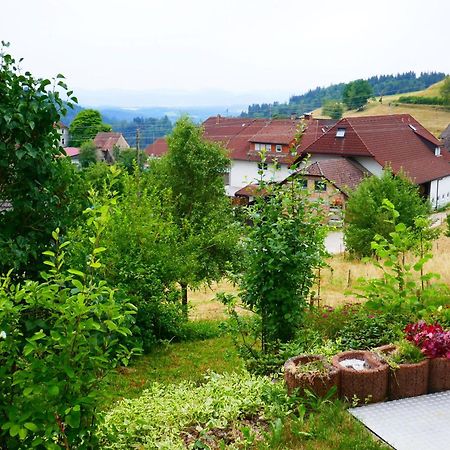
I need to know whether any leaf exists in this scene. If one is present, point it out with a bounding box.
[93,247,107,255]
[68,269,85,277]
[19,427,28,440]
[48,385,59,396]
[24,422,38,432]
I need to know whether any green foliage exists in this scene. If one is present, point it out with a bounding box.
[0,44,86,276]
[351,200,445,323]
[239,178,327,350]
[114,148,148,173]
[321,100,344,119]
[446,214,450,237]
[388,340,425,366]
[397,95,450,106]
[69,109,111,147]
[342,79,373,110]
[0,214,136,448]
[97,371,291,449]
[344,170,430,257]
[151,117,240,314]
[336,312,405,350]
[79,139,98,168]
[440,76,450,102]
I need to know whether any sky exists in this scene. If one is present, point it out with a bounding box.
[2,0,450,107]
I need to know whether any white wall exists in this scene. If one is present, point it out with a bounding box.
[226,160,293,196]
[430,176,450,209]
[59,128,69,148]
[353,156,383,176]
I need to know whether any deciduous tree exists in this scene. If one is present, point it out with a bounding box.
[69,109,111,147]
[342,79,373,110]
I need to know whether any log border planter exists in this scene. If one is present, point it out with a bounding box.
[284,355,340,397]
[332,350,388,404]
[375,344,429,400]
[429,357,450,393]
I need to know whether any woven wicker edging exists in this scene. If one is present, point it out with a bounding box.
[284,355,339,397]
[332,350,388,404]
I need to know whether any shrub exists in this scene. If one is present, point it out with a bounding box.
[404,321,450,358]
[344,170,430,257]
[0,228,136,449]
[397,96,450,106]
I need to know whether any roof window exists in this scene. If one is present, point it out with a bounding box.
[435,147,441,157]
[336,128,346,138]
[408,124,417,131]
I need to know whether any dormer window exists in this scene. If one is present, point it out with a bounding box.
[435,147,441,157]
[336,128,346,138]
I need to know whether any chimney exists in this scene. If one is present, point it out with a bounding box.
[216,114,221,124]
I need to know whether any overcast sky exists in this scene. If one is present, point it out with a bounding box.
[2,0,450,107]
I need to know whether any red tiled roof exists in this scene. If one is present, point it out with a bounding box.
[145,138,169,156]
[144,116,336,164]
[298,114,450,184]
[64,147,80,157]
[234,183,268,198]
[303,159,369,195]
[93,132,127,151]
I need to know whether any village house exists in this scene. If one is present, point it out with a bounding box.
[93,132,130,163]
[56,122,70,147]
[293,114,450,209]
[145,115,336,196]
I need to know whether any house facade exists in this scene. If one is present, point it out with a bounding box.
[294,114,450,209]
[145,115,336,196]
[93,132,130,163]
[56,122,70,147]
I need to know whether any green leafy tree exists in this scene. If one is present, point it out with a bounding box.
[69,109,111,147]
[342,79,373,110]
[440,76,450,103]
[114,147,148,173]
[152,117,239,315]
[239,178,326,351]
[321,100,344,119]
[0,43,85,275]
[79,139,98,168]
[344,170,431,257]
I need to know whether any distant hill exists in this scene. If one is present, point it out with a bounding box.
[241,72,447,118]
[313,80,450,137]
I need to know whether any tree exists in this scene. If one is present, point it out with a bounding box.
[152,117,239,315]
[0,43,85,275]
[440,76,450,103]
[69,109,111,147]
[114,147,148,173]
[322,100,344,119]
[79,140,98,168]
[239,178,326,350]
[342,79,373,110]
[344,170,431,257]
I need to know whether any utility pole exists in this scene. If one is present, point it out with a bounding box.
[136,127,141,168]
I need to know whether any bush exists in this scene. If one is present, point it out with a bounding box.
[0,229,136,449]
[344,170,430,257]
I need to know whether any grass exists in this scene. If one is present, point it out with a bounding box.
[104,333,243,403]
[313,80,450,137]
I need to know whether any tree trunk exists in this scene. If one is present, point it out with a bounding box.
[180,282,188,318]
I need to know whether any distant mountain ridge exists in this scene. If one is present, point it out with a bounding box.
[241,72,447,118]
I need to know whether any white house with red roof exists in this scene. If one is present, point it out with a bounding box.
[145,115,335,196]
[295,114,450,208]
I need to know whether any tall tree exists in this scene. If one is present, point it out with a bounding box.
[321,100,344,119]
[69,109,111,147]
[0,43,85,275]
[342,79,373,110]
[152,117,239,315]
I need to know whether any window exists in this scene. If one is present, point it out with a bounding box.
[336,128,346,138]
[61,138,65,145]
[435,147,441,157]
[258,162,268,171]
[314,180,327,192]
[266,144,272,151]
[298,179,307,189]
[255,143,261,151]
[276,144,282,153]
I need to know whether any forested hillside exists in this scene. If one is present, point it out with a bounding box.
[241,72,446,118]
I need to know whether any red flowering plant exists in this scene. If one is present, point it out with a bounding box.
[404,321,450,358]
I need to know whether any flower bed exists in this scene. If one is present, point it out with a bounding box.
[332,350,388,404]
[284,355,339,397]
